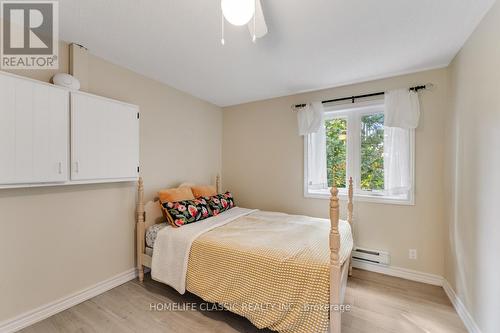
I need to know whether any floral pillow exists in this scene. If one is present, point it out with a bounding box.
[205,192,235,216]
[161,198,211,227]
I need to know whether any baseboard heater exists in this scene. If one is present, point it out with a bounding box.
[352,247,390,265]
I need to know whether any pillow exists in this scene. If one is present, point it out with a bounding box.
[192,185,217,198]
[158,186,195,203]
[205,192,235,216]
[161,198,211,227]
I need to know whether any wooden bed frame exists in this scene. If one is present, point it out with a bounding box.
[136,176,354,333]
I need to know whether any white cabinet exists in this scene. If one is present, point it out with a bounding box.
[70,92,139,182]
[0,73,69,185]
[0,72,139,188]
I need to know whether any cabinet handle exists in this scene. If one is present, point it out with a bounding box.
[58,162,62,174]
[75,161,80,173]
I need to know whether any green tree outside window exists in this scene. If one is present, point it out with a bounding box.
[326,118,347,188]
[325,113,385,191]
[360,113,384,191]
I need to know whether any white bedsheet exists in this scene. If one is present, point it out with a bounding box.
[151,207,257,294]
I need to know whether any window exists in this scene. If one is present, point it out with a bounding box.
[360,113,385,191]
[304,100,415,205]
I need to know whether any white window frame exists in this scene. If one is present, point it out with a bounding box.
[304,99,415,205]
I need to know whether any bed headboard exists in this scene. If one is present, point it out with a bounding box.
[144,200,163,229]
[138,175,221,229]
[136,175,221,281]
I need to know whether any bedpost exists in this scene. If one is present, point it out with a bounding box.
[330,187,340,266]
[348,177,354,276]
[329,186,342,333]
[216,174,221,193]
[136,177,145,282]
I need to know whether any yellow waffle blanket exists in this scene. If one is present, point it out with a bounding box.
[186,210,353,333]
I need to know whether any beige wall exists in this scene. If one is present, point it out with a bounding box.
[446,1,500,332]
[223,68,449,276]
[0,43,222,321]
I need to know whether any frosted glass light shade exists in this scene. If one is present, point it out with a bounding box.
[221,0,255,26]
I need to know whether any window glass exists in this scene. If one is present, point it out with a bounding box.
[360,113,384,191]
[326,118,347,188]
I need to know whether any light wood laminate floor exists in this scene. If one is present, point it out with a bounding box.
[21,269,466,333]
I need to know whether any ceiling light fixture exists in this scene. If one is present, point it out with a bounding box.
[221,0,256,45]
[221,0,255,26]
[220,0,269,45]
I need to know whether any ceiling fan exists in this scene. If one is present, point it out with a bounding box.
[220,0,268,45]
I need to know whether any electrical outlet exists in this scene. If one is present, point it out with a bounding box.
[409,249,418,260]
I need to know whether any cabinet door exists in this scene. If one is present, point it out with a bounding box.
[33,84,69,182]
[0,74,69,185]
[71,93,139,181]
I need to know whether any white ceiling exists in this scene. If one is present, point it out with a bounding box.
[60,0,495,107]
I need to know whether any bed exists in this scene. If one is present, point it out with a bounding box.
[136,176,354,333]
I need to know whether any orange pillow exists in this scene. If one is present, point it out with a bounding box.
[191,185,217,198]
[158,187,195,203]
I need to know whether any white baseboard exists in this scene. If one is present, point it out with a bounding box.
[352,260,481,333]
[0,268,137,333]
[442,280,482,333]
[352,260,444,286]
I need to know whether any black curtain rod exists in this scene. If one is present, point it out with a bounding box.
[294,84,429,109]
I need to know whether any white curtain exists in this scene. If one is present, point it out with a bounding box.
[297,102,324,136]
[384,89,420,196]
[296,102,327,188]
[385,89,420,129]
[307,121,327,188]
[384,127,411,195]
